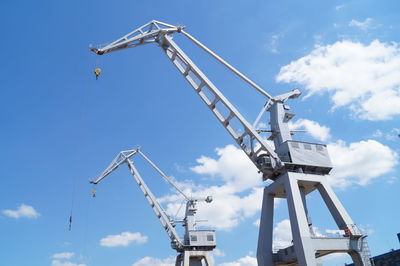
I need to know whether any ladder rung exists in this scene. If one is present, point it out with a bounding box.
[195,82,205,92]
[183,66,191,76]
[210,97,219,109]
[223,113,235,127]
[239,131,248,141]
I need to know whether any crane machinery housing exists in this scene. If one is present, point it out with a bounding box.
[90,20,374,266]
[90,147,216,266]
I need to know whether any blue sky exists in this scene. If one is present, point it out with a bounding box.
[1,0,400,265]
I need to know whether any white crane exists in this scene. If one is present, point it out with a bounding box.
[90,20,303,181]
[90,147,216,266]
[90,20,373,266]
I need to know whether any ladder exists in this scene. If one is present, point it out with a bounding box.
[361,237,375,266]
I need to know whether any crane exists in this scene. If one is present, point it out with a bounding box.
[89,20,306,181]
[90,20,373,266]
[90,147,216,266]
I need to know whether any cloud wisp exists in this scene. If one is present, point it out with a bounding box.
[132,255,258,266]
[131,256,176,266]
[51,260,86,266]
[218,255,257,266]
[349,18,374,30]
[52,252,75,259]
[50,252,85,266]
[372,128,400,141]
[100,231,148,247]
[265,33,285,54]
[2,204,40,219]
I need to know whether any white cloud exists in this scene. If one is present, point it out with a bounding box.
[320,253,349,264]
[276,40,400,120]
[218,256,257,266]
[131,255,261,266]
[273,219,292,251]
[271,219,325,252]
[158,145,266,230]
[2,204,40,219]
[191,145,262,192]
[52,252,74,259]
[131,256,176,266]
[51,260,86,266]
[325,229,344,236]
[100,232,148,247]
[327,140,398,188]
[289,118,331,142]
[311,226,325,238]
[161,184,263,231]
[349,18,373,30]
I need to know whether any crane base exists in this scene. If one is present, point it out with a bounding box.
[257,171,373,266]
[175,250,214,266]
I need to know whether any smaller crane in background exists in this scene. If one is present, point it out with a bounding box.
[90,147,216,266]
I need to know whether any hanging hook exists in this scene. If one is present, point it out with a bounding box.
[94,68,102,80]
[68,215,72,231]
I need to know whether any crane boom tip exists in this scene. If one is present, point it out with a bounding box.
[89,47,104,55]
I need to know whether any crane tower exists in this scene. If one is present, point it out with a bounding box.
[90,20,373,266]
[91,147,216,266]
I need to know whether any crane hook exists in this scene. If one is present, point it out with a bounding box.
[94,68,102,80]
[68,215,72,231]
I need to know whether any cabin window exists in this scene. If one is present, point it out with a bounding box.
[316,145,324,151]
[291,142,300,149]
[304,143,312,150]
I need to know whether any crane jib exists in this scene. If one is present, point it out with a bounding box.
[90,20,297,180]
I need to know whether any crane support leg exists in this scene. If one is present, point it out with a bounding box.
[316,181,357,233]
[257,188,275,266]
[257,172,373,266]
[285,173,318,266]
[349,251,367,266]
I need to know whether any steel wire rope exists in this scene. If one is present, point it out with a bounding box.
[68,175,77,231]
[76,57,101,265]
[173,199,186,222]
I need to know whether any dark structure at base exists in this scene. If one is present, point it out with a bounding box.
[346,234,400,266]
